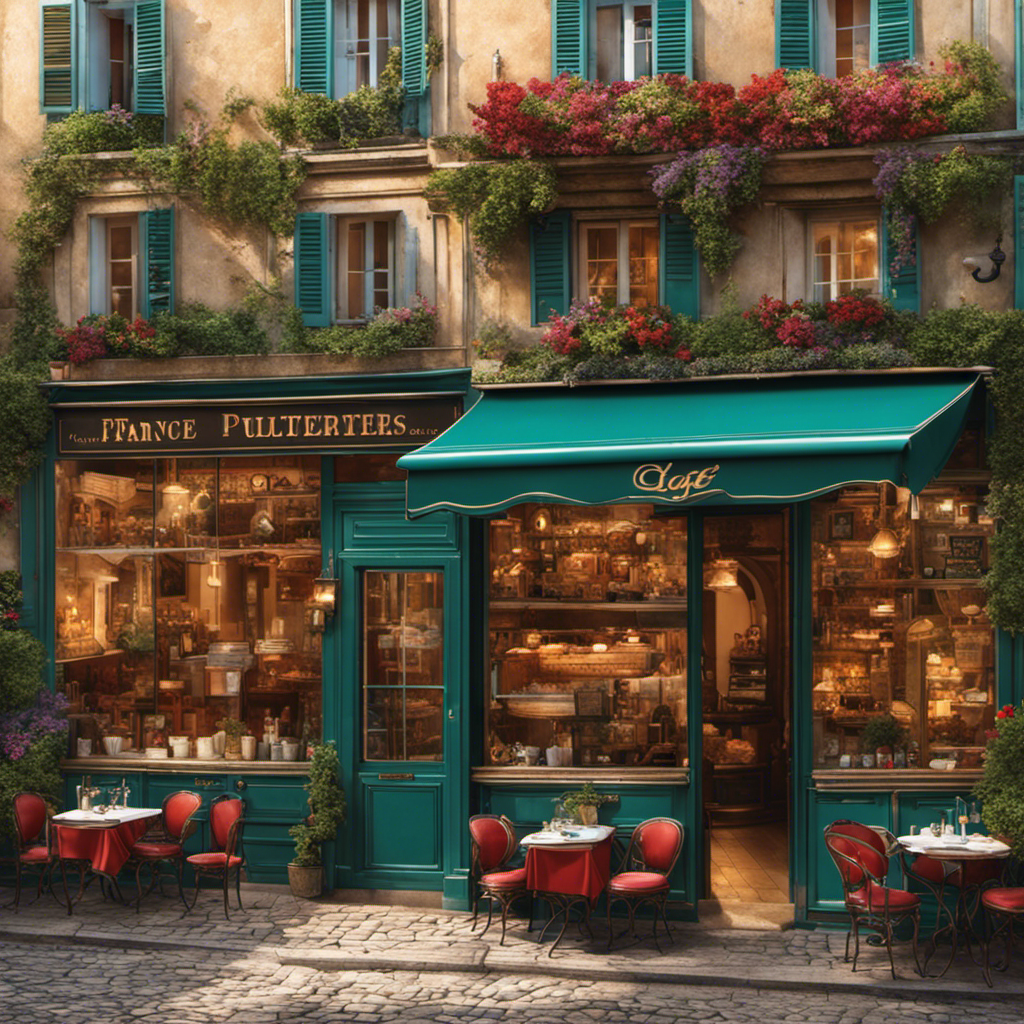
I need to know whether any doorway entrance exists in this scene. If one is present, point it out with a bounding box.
[700,512,792,909]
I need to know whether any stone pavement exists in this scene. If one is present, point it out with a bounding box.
[1,881,1022,1005]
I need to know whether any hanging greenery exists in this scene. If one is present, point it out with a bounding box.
[424,160,557,264]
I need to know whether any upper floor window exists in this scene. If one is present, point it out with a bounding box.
[775,0,913,74]
[819,0,870,78]
[334,0,400,96]
[580,220,659,306]
[40,0,166,117]
[592,2,653,82]
[89,207,175,319]
[553,0,691,80]
[810,214,879,303]
[338,216,394,321]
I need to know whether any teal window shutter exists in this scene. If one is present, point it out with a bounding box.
[552,0,586,77]
[296,0,332,95]
[871,0,914,65]
[530,210,571,325]
[775,0,814,70]
[134,0,166,116]
[295,212,331,327]
[1015,176,1024,308]
[880,211,919,314]
[659,213,699,319]
[40,0,76,114]
[140,207,175,318]
[401,0,427,97]
[654,0,692,76]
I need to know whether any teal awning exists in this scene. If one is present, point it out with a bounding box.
[399,371,982,517]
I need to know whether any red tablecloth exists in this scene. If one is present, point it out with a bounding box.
[53,816,156,877]
[526,835,613,901]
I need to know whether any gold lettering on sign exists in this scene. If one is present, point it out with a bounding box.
[633,462,721,500]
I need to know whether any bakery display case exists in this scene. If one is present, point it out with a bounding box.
[56,455,323,758]
[811,475,995,770]
[487,505,688,768]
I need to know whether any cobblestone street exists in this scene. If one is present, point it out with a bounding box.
[0,939,1020,1024]
[1,886,1021,1023]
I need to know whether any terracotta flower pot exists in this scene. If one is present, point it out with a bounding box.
[578,804,599,826]
[288,862,324,899]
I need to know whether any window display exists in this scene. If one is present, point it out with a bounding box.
[811,468,995,770]
[56,456,323,759]
[488,504,688,768]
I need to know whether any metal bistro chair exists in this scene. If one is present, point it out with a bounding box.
[606,817,684,951]
[11,792,60,912]
[130,790,203,912]
[469,814,531,944]
[823,820,922,979]
[184,795,246,920]
[980,858,1024,987]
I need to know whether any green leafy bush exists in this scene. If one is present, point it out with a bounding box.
[0,357,53,501]
[974,701,1024,857]
[425,161,557,264]
[0,631,48,715]
[261,48,405,148]
[286,294,438,357]
[904,304,1000,367]
[43,107,164,156]
[152,304,270,358]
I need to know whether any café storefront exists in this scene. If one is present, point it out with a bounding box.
[28,367,476,894]
[399,368,1020,923]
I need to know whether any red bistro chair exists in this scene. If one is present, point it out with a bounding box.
[468,814,531,944]
[185,794,246,920]
[606,817,684,951]
[981,886,1024,987]
[11,792,59,912]
[130,790,203,912]
[823,820,922,979]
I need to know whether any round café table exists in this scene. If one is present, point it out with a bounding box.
[521,825,615,955]
[898,832,1011,978]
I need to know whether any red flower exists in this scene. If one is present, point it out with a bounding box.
[997,710,1006,719]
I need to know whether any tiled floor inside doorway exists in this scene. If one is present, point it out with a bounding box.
[709,820,789,903]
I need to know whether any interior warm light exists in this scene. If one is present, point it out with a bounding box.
[867,527,901,559]
[206,560,223,588]
[707,558,740,591]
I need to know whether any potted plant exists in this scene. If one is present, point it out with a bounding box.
[860,713,908,765]
[560,781,619,826]
[216,717,247,760]
[974,702,1024,856]
[288,741,346,898]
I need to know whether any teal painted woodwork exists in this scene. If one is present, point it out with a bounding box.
[660,213,699,320]
[654,0,692,76]
[40,0,76,114]
[401,0,427,96]
[140,207,175,317]
[529,211,571,326]
[1018,3,1024,130]
[881,211,921,313]
[134,0,166,116]
[294,212,331,327]
[362,779,442,870]
[775,0,814,70]
[552,0,586,77]
[296,0,333,94]
[342,508,458,550]
[871,0,914,65]
[808,790,891,914]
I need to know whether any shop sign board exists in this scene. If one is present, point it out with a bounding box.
[56,397,462,455]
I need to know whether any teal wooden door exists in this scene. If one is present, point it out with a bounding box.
[332,496,466,894]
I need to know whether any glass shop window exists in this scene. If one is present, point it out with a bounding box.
[55,455,324,760]
[362,570,444,761]
[580,220,660,307]
[810,215,879,303]
[810,433,994,771]
[488,505,688,769]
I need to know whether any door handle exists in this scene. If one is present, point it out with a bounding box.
[448,708,455,720]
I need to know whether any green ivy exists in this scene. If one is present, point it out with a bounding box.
[0,630,49,716]
[0,357,53,502]
[261,48,406,148]
[0,733,65,848]
[424,160,557,264]
[974,701,1024,856]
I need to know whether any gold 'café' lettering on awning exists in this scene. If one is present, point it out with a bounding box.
[57,398,462,455]
[632,462,720,500]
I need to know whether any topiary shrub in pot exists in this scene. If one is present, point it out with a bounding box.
[288,741,346,898]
